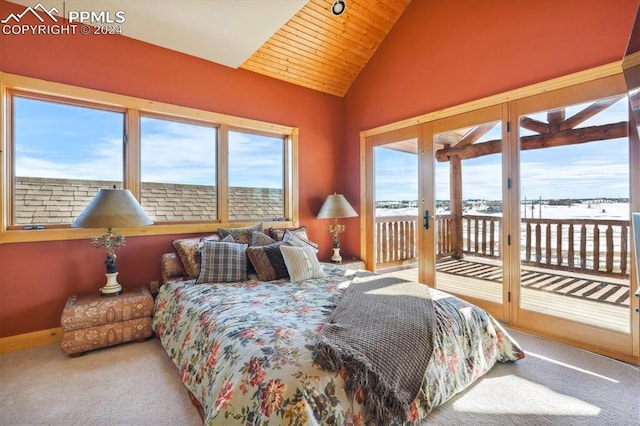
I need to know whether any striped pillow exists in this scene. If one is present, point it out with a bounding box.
[283,229,319,252]
[280,245,326,282]
[196,241,248,283]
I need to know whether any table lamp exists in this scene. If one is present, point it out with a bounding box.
[72,186,153,296]
[317,193,358,263]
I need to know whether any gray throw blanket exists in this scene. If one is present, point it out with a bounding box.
[313,272,435,424]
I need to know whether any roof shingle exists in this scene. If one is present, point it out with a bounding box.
[14,177,283,225]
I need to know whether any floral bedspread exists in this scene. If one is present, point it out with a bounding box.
[153,264,524,425]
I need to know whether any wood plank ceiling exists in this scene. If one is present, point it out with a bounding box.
[241,0,412,97]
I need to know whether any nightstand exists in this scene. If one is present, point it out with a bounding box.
[321,257,366,271]
[60,287,154,356]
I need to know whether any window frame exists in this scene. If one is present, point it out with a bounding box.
[0,72,299,243]
[139,112,220,224]
[225,125,291,223]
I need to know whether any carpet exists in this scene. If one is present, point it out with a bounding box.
[0,330,637,425]
[425,330,639,425]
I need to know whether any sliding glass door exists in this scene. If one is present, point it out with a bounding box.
[363,126,422,277]
[512,76,634,357]
[428,105,509,320]
[362,74,637,361]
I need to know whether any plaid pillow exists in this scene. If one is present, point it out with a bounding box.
[196,241,248,283]
[280,245,326,282]
[172,234,221,279]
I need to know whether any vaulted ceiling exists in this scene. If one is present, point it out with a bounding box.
[9,0,412,97]
[241,0,412,96]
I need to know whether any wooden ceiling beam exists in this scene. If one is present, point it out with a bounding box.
[547,110,565,132]
[560,97,623,130]
[457,122,498,147]
[519,117,550,134]
[435,122,628,161]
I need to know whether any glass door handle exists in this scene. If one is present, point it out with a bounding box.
[423,210,429,230]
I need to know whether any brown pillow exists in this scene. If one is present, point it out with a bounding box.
[172,234,220,279]
[246,242,289,281]
[251,231,276,246]
[218,223,263,245]
[269,226,310,242]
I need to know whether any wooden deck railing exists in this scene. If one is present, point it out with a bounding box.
[375,214,631,276]
[375,215,418,266]
[522,218,629,276]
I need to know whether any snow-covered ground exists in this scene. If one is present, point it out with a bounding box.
[376,202,631,220]
[520,202,629,220]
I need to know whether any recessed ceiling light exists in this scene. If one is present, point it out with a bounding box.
[331,0,346,16]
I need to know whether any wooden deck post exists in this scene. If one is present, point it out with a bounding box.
[450,155,464,258]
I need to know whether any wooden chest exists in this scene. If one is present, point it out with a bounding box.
[60,287,154,356]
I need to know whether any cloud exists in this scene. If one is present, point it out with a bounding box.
[16,136,123,180]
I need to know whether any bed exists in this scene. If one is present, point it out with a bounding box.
[153,237,524,425]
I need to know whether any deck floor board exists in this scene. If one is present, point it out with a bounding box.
[379,257,631,334]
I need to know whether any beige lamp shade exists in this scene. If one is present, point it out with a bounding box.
[317,193,358,219]
[72,188,153,229]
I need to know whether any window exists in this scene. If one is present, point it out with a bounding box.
[12,94,124,226]
[141,116,217,222]
[2,75,298,241]
[228,130,285,221]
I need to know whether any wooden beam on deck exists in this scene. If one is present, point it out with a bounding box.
[435,122,628,162]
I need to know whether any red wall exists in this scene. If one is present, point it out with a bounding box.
[1,0,638,338]
[0,0,342,337]
[338,0,639,255]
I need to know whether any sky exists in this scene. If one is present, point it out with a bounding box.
[14,95,631,200]
[14,96,284,189]
[375,96,631,202]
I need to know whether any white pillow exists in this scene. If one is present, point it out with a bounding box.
[282,229,319,252]
[280,245,326,282]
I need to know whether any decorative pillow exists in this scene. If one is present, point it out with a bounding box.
[220,234,235,242]
[197,241,248,284]
[280,245,326,282]
[246,242,290,281]
[172,234,220,279]
[251,231,276,247]
[269,226,310,242]
[283,229,319,252]
[218,223,263,245]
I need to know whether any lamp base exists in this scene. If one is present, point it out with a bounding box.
[331,247,343,263]
[101,272,123,296]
